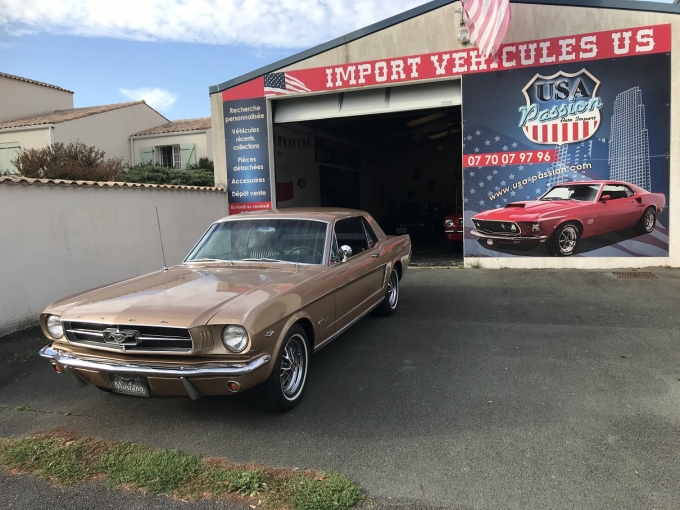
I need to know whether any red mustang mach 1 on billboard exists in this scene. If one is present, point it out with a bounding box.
[470,181,666,256]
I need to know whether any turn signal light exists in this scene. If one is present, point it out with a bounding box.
[227,381,241,392]
[52,364,63,373]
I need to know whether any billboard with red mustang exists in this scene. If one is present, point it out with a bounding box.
[461,32,671,258]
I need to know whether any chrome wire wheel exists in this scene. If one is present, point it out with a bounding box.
[644,209,655,232]
[387,270,399,309]
[279,334,307,400]
[558,225,578,255]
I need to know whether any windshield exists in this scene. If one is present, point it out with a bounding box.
[540,184,600,202]
[185,219,327,265]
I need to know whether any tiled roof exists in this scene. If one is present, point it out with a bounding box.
[0,101,151,130]
[0,72,74,94]
[0,176,225,192]
[132,117,211,136]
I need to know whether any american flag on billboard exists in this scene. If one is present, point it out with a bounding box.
[462,0,511,59]
[264,72,311,96]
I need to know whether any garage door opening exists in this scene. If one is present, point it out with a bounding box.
[272,102,463,266]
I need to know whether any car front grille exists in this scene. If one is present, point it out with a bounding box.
[472,220,521,236]
[63,321,193,352]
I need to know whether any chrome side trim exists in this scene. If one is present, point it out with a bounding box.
[39,345,271,378]
[313,297,384,353]
[470,229,548,241]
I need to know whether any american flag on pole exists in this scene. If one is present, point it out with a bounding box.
[264,72,311,96]
[462,0,511,59]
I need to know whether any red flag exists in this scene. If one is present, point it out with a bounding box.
[462,0,512,59]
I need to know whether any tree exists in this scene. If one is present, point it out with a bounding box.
[11,141,124,181]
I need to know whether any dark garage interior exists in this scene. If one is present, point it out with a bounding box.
[272,105,464,265]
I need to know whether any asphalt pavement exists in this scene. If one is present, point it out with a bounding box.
[1,267,680,509]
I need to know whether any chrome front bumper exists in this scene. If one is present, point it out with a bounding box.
[39,345,271,378]
[470,229,548,242]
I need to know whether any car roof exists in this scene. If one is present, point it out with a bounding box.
[555,181,630,186]
[214,207,368,224]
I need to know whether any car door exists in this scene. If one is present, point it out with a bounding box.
[597,184,639,233]
[331,216,385,332]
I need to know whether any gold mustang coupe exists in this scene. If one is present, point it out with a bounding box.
[39,209,411,412]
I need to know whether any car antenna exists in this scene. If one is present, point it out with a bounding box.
[155,205,168,272]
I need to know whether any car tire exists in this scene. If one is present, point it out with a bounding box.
[376,268,400,316]
[257,325,309,413]
[546,222,581,256]
[634,207,656,234]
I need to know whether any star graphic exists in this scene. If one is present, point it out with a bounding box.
[536,188,542,194]
[462,144,466,149]
[470,188,476,194]
[510,191,516,196]
[485,140,491,146]
[503,198,508,202]
[463,197,469,203]
[479,199,485,205]
[494,136,501,141]
[495,186,500,191]
[495,204,502,209]
[500,180,506,186]
[512,142,518,148]
[492,170,498,175]
[469,171,475,177]
[466,135,473,141]
[502,145,508,151]
[486,175,492,181]
[519,165,524,171]
[475,130,481,136]
[479,182,484,187]
[474,147,480,153]
[509,174,515,179]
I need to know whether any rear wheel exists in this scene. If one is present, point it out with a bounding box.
[546,222,580,256]
[257,325,309,413]
[376,268,399,316]
[634,207,656,234]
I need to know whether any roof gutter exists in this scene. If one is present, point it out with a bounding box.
[0,124,54,134]
[129,130,209,140]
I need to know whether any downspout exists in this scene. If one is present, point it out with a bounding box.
[49,126,54,145]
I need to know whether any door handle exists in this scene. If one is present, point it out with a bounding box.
[371,253,380,258]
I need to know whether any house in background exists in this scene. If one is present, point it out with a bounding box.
[0,72,214,175]
[130,118,212,169]
[0,101,168,172]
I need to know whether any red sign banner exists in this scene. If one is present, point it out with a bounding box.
[228,201,272,215]
[222,24,670,101]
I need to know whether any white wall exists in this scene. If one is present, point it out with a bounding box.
[53,103,167,165]
[131,130,212,166]
[0,127,51,173]
[0,76,73,123]
[0,180,228,336]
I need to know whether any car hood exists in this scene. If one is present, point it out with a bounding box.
[51,264,309,329]
[474,200,587,221]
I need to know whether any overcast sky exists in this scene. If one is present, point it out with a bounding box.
[0,0,675,120]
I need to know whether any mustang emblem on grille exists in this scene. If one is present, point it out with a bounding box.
[102,328,140,345]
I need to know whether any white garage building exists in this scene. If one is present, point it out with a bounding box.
[209,0,680,269]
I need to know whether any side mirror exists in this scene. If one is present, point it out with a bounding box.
[600,194,611,202]
[339,245,352,262]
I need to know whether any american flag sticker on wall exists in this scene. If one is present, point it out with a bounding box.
[520,69,602,146]
[264,72,311,96]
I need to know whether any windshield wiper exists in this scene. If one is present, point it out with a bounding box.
[241,258,291,263]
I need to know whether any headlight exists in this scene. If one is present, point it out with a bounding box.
[46,315,64,339]
[531,223,541,233]
[221,325,249,353]
[444,219,454,228]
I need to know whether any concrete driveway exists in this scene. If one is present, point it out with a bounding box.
[1,268,679,509]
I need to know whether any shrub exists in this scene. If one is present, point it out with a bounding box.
[12,141,124,181]
[122,163,214,187]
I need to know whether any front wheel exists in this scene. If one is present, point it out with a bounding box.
[634,207,656,234]
[257,325,309,413]
[375,268,399,316]
[546,222,580,256]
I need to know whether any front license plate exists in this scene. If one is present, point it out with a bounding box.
[396,227,407,233]
[111,374,149,397]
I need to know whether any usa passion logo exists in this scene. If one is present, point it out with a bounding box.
[518,69,603,145]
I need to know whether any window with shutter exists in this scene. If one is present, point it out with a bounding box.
[0,142,21,174]
[180,144,196,170]
[140,146,154,164]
